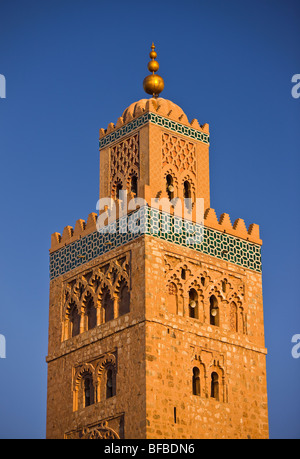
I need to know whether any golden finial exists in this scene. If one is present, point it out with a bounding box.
[143,43,164,98]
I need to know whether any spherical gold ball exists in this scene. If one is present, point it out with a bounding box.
[143,74,164,96]
[148,60,159,73]
[149,50,157,59]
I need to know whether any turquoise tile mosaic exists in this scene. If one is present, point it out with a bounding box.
[99,112,210,149]
[50,206,261,280]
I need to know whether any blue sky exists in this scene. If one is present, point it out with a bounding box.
[0,0,299,439]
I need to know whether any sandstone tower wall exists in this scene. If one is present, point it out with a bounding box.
[46,93,268,439]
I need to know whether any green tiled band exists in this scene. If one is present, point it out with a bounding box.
[99,112,210,149]
[50,206,261,280]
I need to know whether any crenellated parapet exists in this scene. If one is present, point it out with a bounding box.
[203,208,261,245]
[50,206,261,254]
[49,206,262,280]
[47,45,268,441]
[50,212,98,253]
[99,98,210,149]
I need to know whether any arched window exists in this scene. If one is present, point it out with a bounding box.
[106,369,114,398]
[102,287,114,323]
[222,280,227,293]
[192,367,200,396]
[97,359,117,402]
[83,373,94,407]
[69,302,80,337]
[189,288,198,319]
[239,306,245,334]
[166,174,174,200]
[118,281,130,316]
[116,182,123,200]
[211,372,219,401]
[209,295,219,326]
[130,175,138,196]
[85,295,97,330]
[230,301,238,332]
[183,180,191,199]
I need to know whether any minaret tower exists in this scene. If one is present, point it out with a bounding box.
[46,45,268,439]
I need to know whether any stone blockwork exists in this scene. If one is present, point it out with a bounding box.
[99,98,211,212]
[46,239,147,439]
[46,233,268,439]
[47,95,268,439]
[144,236,268,439]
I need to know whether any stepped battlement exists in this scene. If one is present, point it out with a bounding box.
[99,97,209,141]
[50,206,261,254]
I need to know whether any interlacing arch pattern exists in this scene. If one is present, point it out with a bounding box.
[73,353,117,411]
[181,173,196,202]
[162,159,196,204]
[80,422,120,439]
[62,254,131,341]
[191,352,228,403]
[110,133,139,197]
[65,418,122,439]
[111,176,124,200]
[161,133,197,206]
[164,255,247,333]
[73,363,95,392]
[163,168,179,186]
[162,132,196,175]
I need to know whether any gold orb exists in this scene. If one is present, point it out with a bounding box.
[148,60,159,73]
[143,74,164,97]
[149,50,157,59]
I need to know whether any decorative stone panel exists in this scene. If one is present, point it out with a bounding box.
[50,207,262,280]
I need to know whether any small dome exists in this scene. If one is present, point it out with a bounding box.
[99,97,209,140]
[122,98,190,125]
